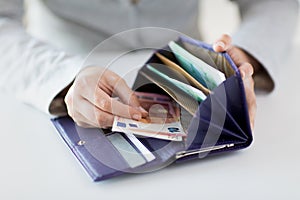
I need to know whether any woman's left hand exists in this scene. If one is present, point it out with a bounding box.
[213,34,257,131]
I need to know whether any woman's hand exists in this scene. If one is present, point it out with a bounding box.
[213,34,257,130]
[64,66,147,128]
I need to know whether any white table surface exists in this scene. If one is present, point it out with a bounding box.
[0,44,300,200]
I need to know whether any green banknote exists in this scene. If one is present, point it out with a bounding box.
[168,41,226,90]
[146,64,206,102]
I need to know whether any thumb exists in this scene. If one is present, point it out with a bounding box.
[213,34,232,52]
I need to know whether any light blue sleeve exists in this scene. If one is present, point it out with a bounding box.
[0,0,83,115]
[232,0,299,90]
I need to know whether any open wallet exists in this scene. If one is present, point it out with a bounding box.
[51,36,253,181]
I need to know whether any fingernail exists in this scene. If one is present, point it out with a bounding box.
[133,114,142,121]
[216,41,225,49]
[139,106,148,113]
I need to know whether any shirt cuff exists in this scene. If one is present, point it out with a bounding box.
[21,55,84,116]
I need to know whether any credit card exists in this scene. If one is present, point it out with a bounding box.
[124,132,156,162]
[107,133,146,168]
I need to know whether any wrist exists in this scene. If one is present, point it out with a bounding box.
[235,47,262,73]
[234,47,274,92]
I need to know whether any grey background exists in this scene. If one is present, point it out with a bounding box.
[0,1,300,199]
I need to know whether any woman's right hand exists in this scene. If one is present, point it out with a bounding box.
[64,66,147,128]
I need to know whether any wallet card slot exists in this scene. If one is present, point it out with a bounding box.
[148,54,196,86]
[105,132,185,173]
[139,66,200,115]
[185,84,250,151]
[194,77,250,140]
[210,80,250,139]
[188,113,249,150]
[154,52,211,95]
[123,136,185,173]
[106,133,147,168]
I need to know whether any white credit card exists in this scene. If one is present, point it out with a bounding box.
[124,132,156,162]
[107,133,146,168]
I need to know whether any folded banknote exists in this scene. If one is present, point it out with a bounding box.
[112,92,186,141]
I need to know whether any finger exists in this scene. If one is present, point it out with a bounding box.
[102,71,148,116]
[213,34,232,52]
[75,98,115,128]
[244,77,257,131]
[105,72,141,107]
[239,63,256,131]
[114,88,148,117]
[239,62,254,79]
[86,86,144,121]
[114,87,148,117]
[65,85,75,118]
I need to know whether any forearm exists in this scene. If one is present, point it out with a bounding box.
[0,17,83,115]
[232,0,299,91]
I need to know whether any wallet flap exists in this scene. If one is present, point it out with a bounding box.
[51,117,126,181]
[186,75,252,151]
[51,117,186,181]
